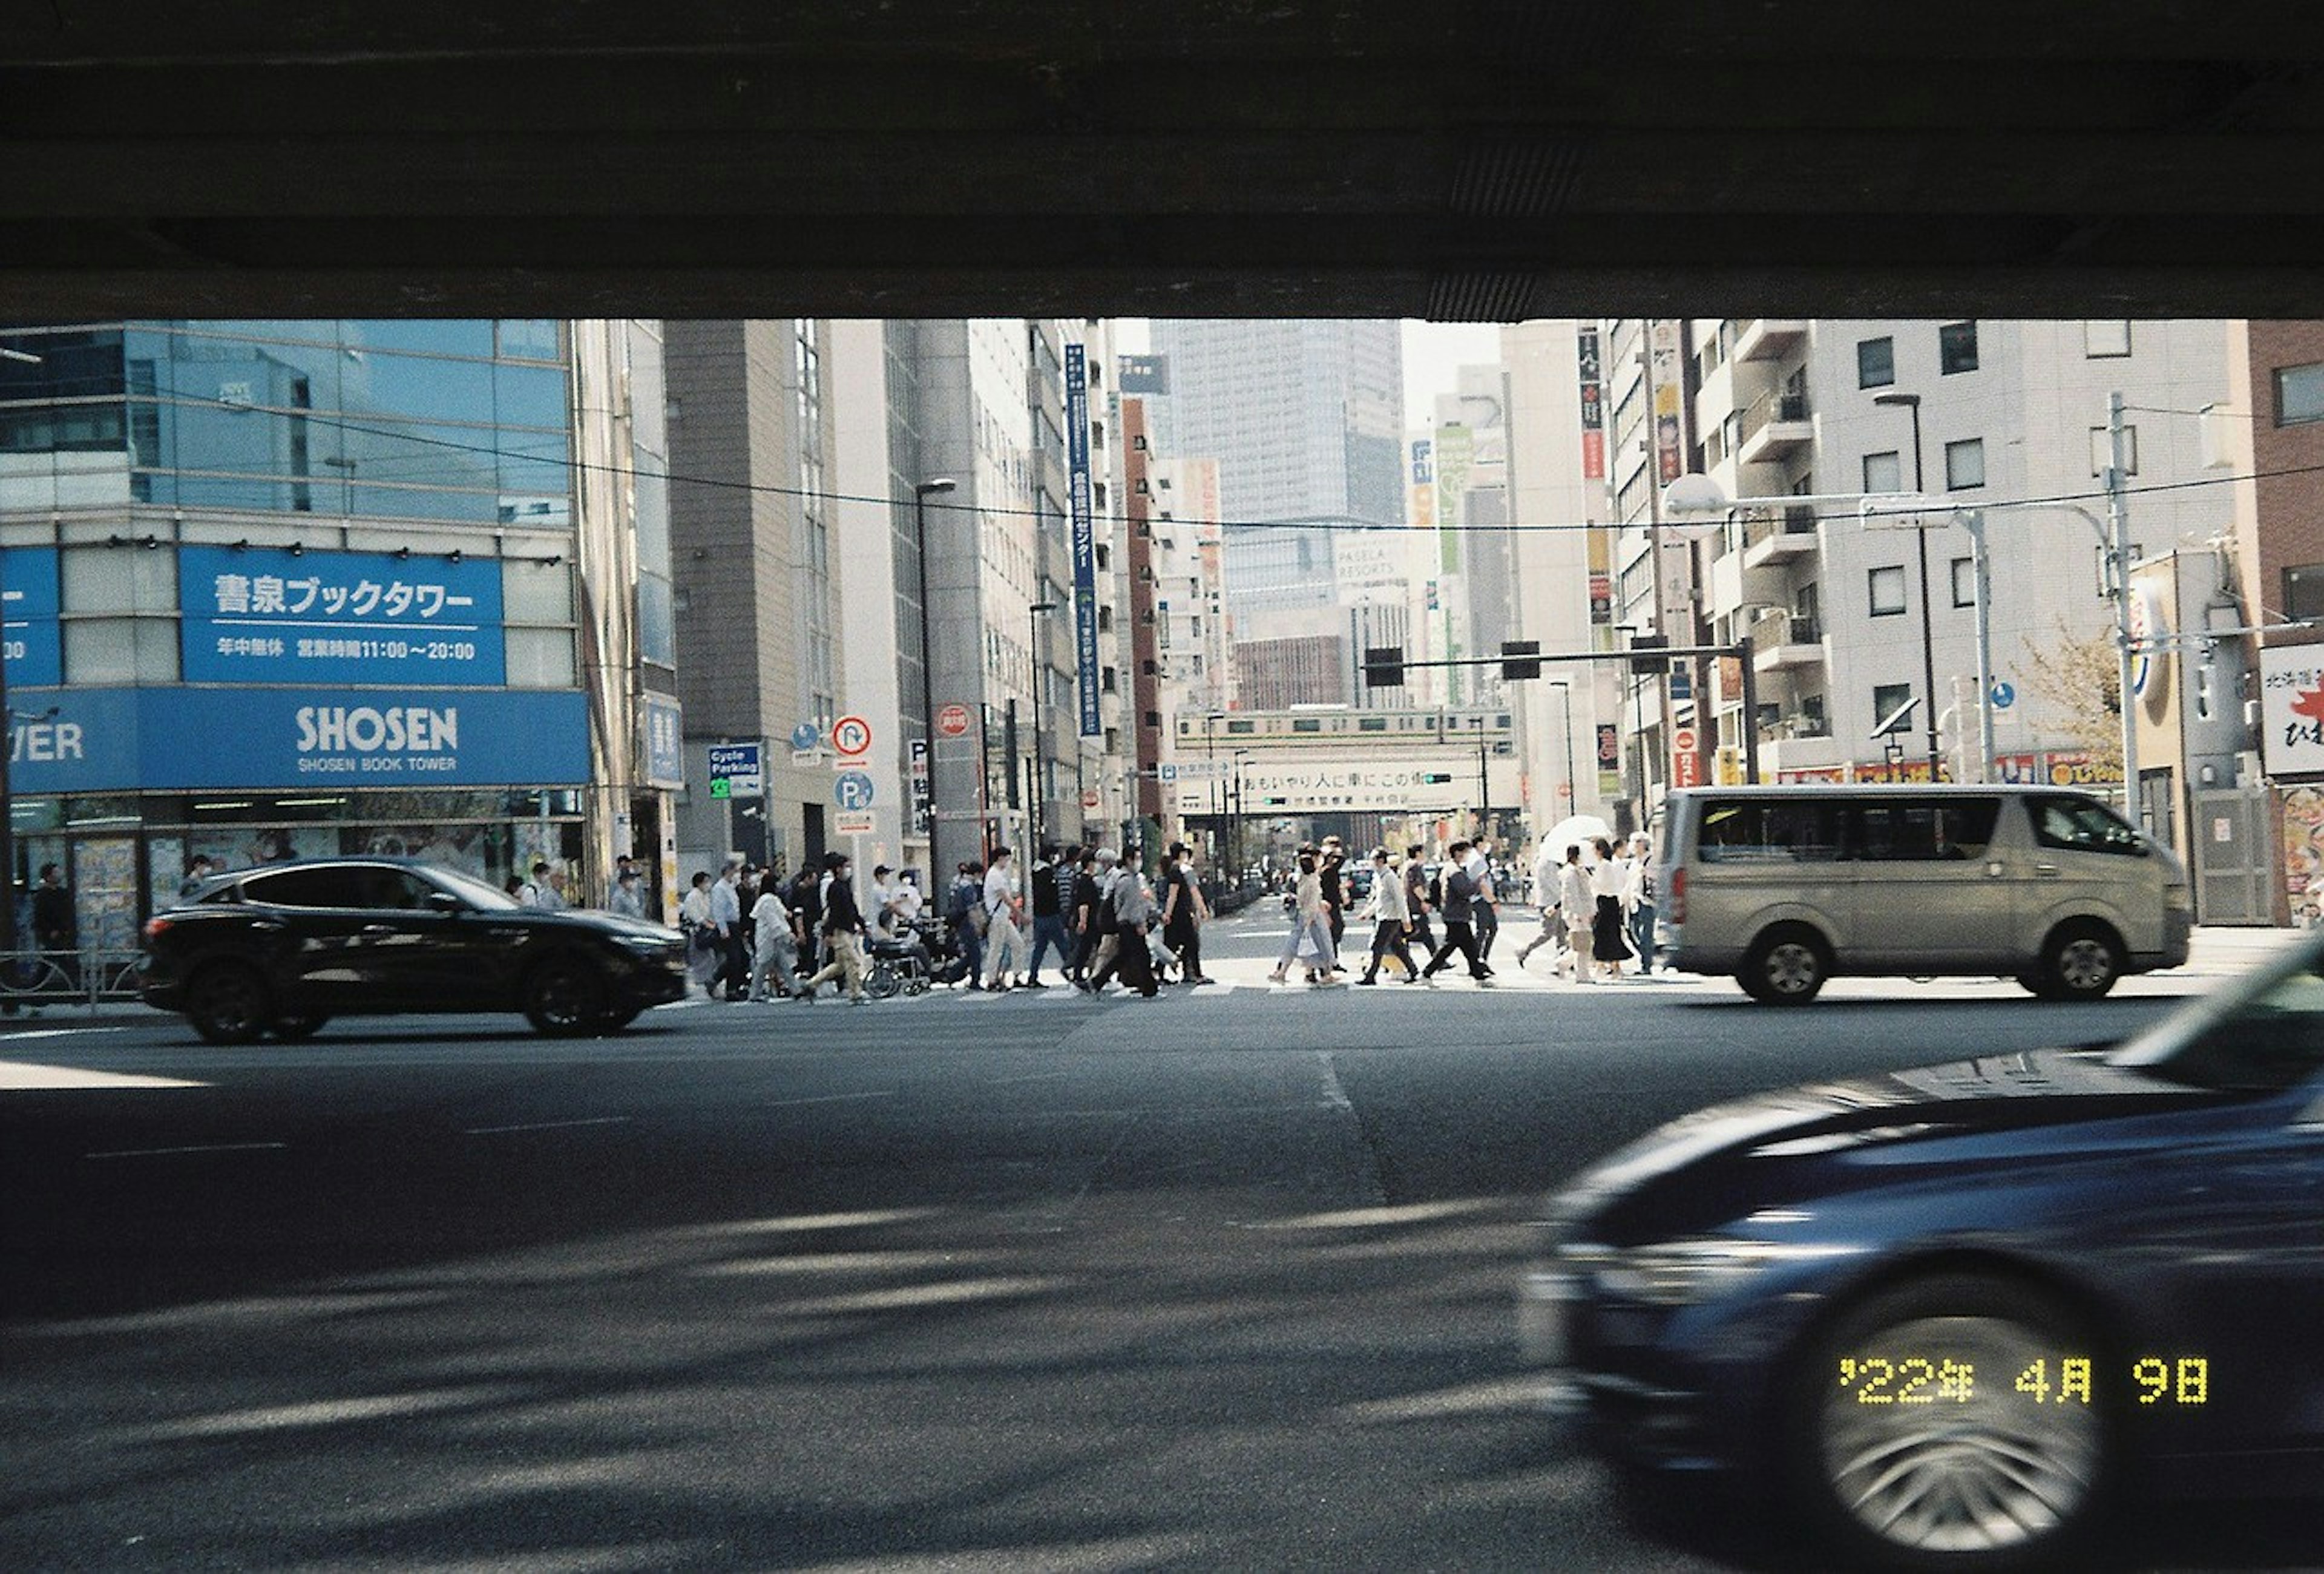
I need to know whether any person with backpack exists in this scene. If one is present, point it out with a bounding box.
[1083,854,1160,999]
[1021,841,1071,988]
[947,861,986,989]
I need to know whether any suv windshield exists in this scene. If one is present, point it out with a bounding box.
[2112,939,2324,1090]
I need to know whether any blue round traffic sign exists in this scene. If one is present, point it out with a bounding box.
[790,721,821,752]
[1991,681,2015,710]
[834,770,876,811]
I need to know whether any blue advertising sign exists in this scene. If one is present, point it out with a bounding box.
[2,546,62,687]
[179,544,507,686]
[1066,343,1102,738]
[6,686,588,794]
[642,694,686,789]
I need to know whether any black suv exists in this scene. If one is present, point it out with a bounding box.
[141,858,688,1043]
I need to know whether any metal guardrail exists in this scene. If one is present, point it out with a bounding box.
[0,948,146,1011]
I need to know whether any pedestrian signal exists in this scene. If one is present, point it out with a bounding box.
[1501,640,1541,681]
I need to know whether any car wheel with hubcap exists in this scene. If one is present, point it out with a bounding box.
[185,962,274,1045]
[2035,924,2124,1002]
[522,954,608,1037]
[1791,1273,2114,1572]
[1741,925,1829,1005]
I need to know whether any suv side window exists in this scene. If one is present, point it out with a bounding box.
[2033,795,2144,856]
[1696,799,1844,862]
[241,866,382,908]
[1850,797,2001,861]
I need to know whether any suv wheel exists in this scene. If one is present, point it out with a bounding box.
[1742,926,1828,1005]
[2035,924,2123,1002]
[522,954,608,1037]
[1791,1272,2115,1571]
[186,962,274,1045]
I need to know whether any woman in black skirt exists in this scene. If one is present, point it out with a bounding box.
[1589,836,1633,980]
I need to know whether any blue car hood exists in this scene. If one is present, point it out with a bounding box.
[1549,1049,2233,1243]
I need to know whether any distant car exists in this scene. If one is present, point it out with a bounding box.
[1523,930,2324,1570]
[140,858,688,1043]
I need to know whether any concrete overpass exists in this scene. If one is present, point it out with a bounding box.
[12,3,2324,321]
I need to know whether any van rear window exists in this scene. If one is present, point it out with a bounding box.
[1696,801,1844,862]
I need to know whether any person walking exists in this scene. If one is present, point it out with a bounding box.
[1083,858,1161,999]
[1356,847,1421,984]
[795,852,869,1003]
[608,864,648,919]
[1590,835,1635,980]
[1517,838,1566,969]
[1074,848,1122,991]
[1402,844,1437,965]
[981,846,1027,992]
[1419,839,1491,982]
[1555,844,1595,982]
[1066,847,1101,984]
[678,870,720,995]
[1022,842,1071,988]
[1466,838,1500,962]
[947,861,986,989]
[1624,833,1659,975]
[1268,848,1338,984]
[1158,841,1213,985]
[1318,836,1348,972]
[708,859,747,1000]
[746,876,802,1000]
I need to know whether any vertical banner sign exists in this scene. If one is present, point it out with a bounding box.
[1649,319,1686,484]
[1066,344,1102,737]
[1595,722,1622,798]
[1576,326,1606,481]
[1435,423,1474,575]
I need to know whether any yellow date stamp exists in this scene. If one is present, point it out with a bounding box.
[1837,1356,2208,1406]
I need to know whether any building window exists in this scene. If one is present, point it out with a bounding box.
[2090,425,2139,476]
[1944,436,1986,490]
[1938,321,1980,375]
[1293,717,1322,733]
[1857,336,1896,389]
[2284,563,2324,621]
[1869,565,1908,617]
[1873,681,1916,734]
[2276,362,2324,426]
[2085,321,2133,358]
[1951,556,1977,608]
[1862,450,1903,494]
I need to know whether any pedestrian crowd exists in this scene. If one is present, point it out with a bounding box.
[634,827,1660,1006]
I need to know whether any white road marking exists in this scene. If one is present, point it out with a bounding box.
[462,1116,634,1136]
[85,1141,287,1160]
[763,1090,901,1108]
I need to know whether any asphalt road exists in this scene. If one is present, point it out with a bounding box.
[0,914,2311,1571]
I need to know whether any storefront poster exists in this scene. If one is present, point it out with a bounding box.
[179,544,507,686]
[2,546,61,687]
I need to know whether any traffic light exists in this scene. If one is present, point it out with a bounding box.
[1419,772,1453,784]
[1500,639,1541,680]
[1363,644,1405,689]
[1627,632,1670,674]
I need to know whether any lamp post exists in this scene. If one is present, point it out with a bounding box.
[1026,598,1059,857]
[1205,710,1225,849]
[1871,392,1942,779]
[1546,680,1577,812]
[1230,747,1252,885]
[913,477,956,879]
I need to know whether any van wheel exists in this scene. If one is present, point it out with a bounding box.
[2035,924,2123,1002]
[1742,926,1828,1005]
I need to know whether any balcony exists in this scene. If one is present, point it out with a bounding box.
[1736,388,1813,465]
[1741,502,1820,569]
[1745,610,1825,672]
[1733,319,1809,364]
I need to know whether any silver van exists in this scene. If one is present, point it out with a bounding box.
[1658,785,2193,1003]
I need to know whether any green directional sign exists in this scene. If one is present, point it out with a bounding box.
[709,779,730,799]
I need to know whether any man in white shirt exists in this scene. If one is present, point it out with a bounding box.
[709,861,745,999]
[1623,833,1659,976]
[1517,839,1566,969]
[1463,839,1499,962]
[982,846,1027,992]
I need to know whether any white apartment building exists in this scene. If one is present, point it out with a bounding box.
[1686,318,2235,788]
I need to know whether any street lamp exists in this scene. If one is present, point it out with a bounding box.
[913,477,956,879]
[1026,598,1059,857]
[1546,680,1578,812]
[1871,392,1943,779]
